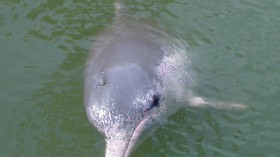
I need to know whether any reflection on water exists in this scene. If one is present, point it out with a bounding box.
[0,0,280,157]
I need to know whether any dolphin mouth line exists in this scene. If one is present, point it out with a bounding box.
[105,116,152,157]
[123,116,151,157]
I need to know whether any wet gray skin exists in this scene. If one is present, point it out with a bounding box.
[84,2,247,157]
[84,19,168,157]
[84,14,181,156]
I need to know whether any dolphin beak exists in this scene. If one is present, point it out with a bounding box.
[105,116,152,157]
[105,138,129,157]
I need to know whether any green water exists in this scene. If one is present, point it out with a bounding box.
[0,0,279,157]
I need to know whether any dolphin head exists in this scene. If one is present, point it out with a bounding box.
[85,61,162,157]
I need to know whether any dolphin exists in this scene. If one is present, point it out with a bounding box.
[84,1,246,157]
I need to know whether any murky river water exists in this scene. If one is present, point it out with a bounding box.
[1,0,279,156]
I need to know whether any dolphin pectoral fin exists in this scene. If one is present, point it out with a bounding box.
[188,96,247,111]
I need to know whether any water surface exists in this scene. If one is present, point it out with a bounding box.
[0,0,279,157]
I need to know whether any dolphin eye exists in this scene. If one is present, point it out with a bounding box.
[151,95,160,108]
[144,94,160,112]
